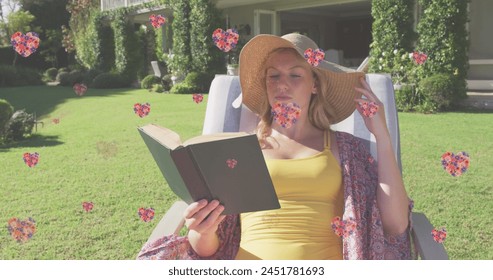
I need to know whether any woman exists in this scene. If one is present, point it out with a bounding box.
[138,33,413,260]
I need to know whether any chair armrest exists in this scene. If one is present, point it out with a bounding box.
[411,212,449,260]
[146,201,188,244]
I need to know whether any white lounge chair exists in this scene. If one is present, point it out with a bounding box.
[140,74,448,260]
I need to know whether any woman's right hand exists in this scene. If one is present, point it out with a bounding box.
[185,199,226,257]
[184,199,225,235]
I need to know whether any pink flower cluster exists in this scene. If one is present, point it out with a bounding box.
[7,217,36,242]
[226,158,237,169]
[138,207,155,222]
[358,101,379,118]
[73,83,88,96]
[23,152,39,168]
[271,102,301,129]
[82,202,94,212]
[441,151,470,177]
[134,103,151,118]
[192,93,204,104]
[212,28,239,52]
[11,31,40,57]
[149,14,166,28]
[431,227,447,243]
[331,216,356,238]
[303,48,325,67]
[412,51,428,65]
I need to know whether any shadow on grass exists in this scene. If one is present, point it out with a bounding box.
[0,134,63,152]
[0,85,136,119]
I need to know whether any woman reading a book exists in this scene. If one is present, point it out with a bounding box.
[138,33,413,260]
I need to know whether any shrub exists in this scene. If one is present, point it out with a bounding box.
[0,65,43,87]
[162,74,173,92]
[58,70,85,86]
[45,68,58,81]
[170,82,197,94]
[183,71,214,93]
[91,72,129,89]
[56,72,70,84]
[141,74,161,90]
[394,85,415,112]
[58,67,70,73]
[83,69,104,86]
[152,83,164,93]
[4,109,35,141]
[418,73,457,111]
[0,99,14,140]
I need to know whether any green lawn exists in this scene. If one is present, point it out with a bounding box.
[0,85,492,259]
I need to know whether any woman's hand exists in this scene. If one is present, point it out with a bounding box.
[185,199,226,257]
[185,199,225,235]
[354,77,390,140]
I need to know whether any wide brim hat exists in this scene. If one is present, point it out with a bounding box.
[239,33,365,124]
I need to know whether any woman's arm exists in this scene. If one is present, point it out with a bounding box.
[185,199,226,257]
[354,77,410,236]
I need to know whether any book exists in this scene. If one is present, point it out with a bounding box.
[138,124,280,215]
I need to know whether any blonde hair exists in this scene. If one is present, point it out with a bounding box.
[256,48,337,148]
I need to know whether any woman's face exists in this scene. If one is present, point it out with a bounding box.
[264,49,316,110]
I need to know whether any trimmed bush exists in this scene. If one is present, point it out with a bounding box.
[91,73,129,89]
[162,74,173,92]
[394,85,415,112]
[141,74,161,89]
[45,68,58,81]
[83,69,104,86]
[183,71,214,93]
[170,82,197,94]
[418,73,457,111]
[0,99,14,140]
[4,109,35,141]
[58,70,85,86]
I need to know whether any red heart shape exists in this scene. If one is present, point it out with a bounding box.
[138,207,155,222]
[82,201,94,212]
[7,217,36,242]
[73,83,88,96]
[149,14,166,28]
[23,152,39,167]
[271,102,301,129]
[133,103,151,118]
[11,31,40,57]
[212,28,239,52]
[412,51,428,65]
[358,101,380,118]
[226,158,238,169]
[304,48,325,67]
[441,151,470,177]
[431,227,447,243]
[331,216,356,237]
[192,93,204,104]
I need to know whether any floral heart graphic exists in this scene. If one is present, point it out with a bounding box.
[192,93,204,104]
[331,216,356,238]
[23,152,39,167]
[51,118,60,124]
[82,201,94,212]
[431,227,447,243]
[304,48,325,67]
[7,217,36,242]
[138,207,155,222]
[212,28,239,52]
[11,31,40,57]
[412,51,428,65]
[133,103,151,118]
[226,158,238,169]
[73,83,88,96]
[441,151,470,177]
[358,101,379,118]
[271,102,301,129]
[149,14,166,28]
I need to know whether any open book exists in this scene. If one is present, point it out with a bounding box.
[138,124,280,215]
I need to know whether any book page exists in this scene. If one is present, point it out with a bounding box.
[139,124,182,150]
[183,132,250,146]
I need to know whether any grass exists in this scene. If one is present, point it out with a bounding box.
[0,85,492,259]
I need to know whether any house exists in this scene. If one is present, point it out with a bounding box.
[101,0,493,91]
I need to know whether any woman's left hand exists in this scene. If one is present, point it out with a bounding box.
[354,77,390,140]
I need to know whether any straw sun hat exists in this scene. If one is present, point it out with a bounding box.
[239,33,365,124]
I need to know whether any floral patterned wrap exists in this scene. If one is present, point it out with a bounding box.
[137,132,414,260]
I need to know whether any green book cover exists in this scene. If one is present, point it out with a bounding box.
[138,124,280,215]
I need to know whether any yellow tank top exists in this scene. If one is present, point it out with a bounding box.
[235,131,344,260]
